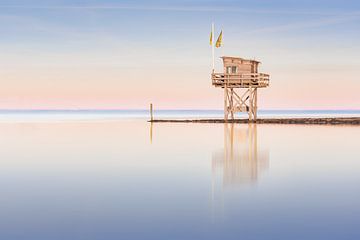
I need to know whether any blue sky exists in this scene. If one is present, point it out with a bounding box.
[0,0,359,109]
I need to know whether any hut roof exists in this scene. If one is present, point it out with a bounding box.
[221,56,261,64]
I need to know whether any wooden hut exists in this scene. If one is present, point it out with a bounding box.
[211,56,270,121]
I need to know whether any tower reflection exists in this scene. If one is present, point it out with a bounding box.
[212,124,269,187]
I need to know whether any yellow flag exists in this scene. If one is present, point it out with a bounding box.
[216,31,222,48]
[209,29,213,45]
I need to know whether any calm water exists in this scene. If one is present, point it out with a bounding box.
[0,111,359,239]
[0,109,360,121]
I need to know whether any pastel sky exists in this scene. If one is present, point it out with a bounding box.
[1,0,359,110]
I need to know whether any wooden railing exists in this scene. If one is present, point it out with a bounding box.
[212,73,270,88]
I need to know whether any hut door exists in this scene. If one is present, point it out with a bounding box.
[231,66,237,74]
[251,64,257,73]
[226,66,231,74]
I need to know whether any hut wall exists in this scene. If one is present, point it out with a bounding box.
[222,57,259,74]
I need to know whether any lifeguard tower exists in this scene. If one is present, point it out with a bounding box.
[211,56,270,121]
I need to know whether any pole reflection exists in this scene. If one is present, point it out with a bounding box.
[149,122,153,144]
[212,124,269,187]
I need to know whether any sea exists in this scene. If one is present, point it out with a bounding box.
[0,110,359,239]
[0,109,359,122]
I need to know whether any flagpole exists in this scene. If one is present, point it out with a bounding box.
[212,22,215,73]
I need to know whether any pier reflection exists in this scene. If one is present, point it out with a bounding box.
[212,124,269,187]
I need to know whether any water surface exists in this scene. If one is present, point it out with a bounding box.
[0,114,359,239]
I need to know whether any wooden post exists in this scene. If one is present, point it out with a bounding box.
[211,23,215,72]
[230,89,234,120]
[224,86,228,121]
[254,88,258,121]
[150,103,153,121]
[249,87,253,122]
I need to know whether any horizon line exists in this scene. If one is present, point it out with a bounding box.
[0,109,359,112]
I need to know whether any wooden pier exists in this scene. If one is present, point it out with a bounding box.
[149,117,360,125]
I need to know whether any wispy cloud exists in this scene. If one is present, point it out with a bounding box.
[248,14,360,34]
[0,4,359,16]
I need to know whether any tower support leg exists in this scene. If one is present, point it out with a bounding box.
[224,85,228,121]
[230,89,234,120]
[254,88,258,121]
[249,87,253,121]
[223,87,259,122]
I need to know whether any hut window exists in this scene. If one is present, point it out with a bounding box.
[231,66,237,74]
[226,66,237,74]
